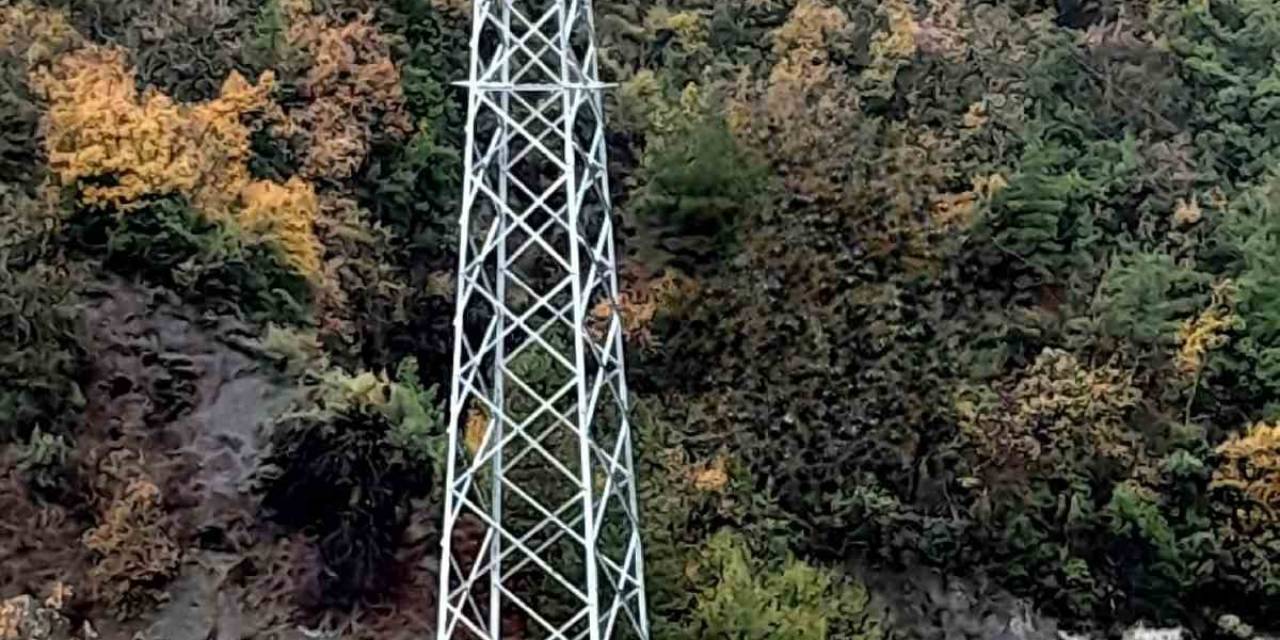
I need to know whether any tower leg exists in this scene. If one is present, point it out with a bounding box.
[436,1,650,638]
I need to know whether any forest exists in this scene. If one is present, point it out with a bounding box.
[2,0,1280,638]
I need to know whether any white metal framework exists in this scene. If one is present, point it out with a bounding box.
[435,0,649,638]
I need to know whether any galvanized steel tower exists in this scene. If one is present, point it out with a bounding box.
[435,0,649,638]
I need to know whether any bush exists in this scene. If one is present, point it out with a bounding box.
[616,77,769,271]
[675,530,882,640]
[1206,176,1280,408]
[255,359,443,603]
[0,56,41,189]
[65,196,312,324]
[15,427,74,502]
[0,258,86,444]
[52,0,263,102]
[628,110,769,270]
[1211,422,1280,619]
[83,479,182,619]
[1159,0,1280,183]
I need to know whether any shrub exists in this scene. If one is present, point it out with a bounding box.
[311,193,414,367]
[255,359,443,603]
[1103,480,1214,621]
[0,56,41,189]
[627,106,769,270]
[83,479,181,619]
[15,427,73,502]
[1158,0,1280,183]
[0,588,75,640]
[32,42,325,281]
[0,258,86,444]
[51,0,262,102]
[955,348,1142,486]
[954,348,1152,619]
[1213,422,1280,528]
[65,195,312,324]
[276,7,414,182]
[676,530,882,640]
[964,130,1138,293]
[1209,422,1280,622]
[1093,251,1211,350]
[1205,176,1280,408]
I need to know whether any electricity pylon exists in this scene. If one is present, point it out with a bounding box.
[435,0,649,638]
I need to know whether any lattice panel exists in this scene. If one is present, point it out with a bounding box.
[436,1,649,639]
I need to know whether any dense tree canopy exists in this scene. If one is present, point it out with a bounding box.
[2,0,1280,638]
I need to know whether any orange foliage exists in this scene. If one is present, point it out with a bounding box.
[465,407,488,457]
[282,11,413,180]
[0,589,75,640]
[929,173,1007,229]
[34,47,270,210]
[590,271,694,348]
[83,479,181,617]
[690,455,730,493]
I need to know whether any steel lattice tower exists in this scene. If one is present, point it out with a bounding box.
[435,0,649,638]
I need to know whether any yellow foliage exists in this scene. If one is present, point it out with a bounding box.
[666,11,708,46]
[643,8,710,58]
[930,173,1007,229]
[871,0,920,59]
[465,407,488,457]
[279,0,314,18]
[0,583,75,640]
[956,349,1142,484]
[0,597,58,640]
[962,101,989,128]
[239,178,323,278]
[1214,422,1280,533]
[771,0,848,57]
[766,0,847,102]
[690,455,730,492]
[0,2,80,66]
[619,71,709,143]
[42,583,70,612]
[34,46,276,211]
[1177,279,1239,377]
[1173,196,1203,226]
[83,479,181,616]
[0,599,16,640]
[729,0,860,200]
[616,70,665,134]
[36,47,192,205]
[31,44,324,279]
[930,191,978,229]
[426,269,455,298]
[973,172,1009,199]
[861,0,919,95]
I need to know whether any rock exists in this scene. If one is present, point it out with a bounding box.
[1123,626,1184,640]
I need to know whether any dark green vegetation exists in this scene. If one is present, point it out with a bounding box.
[3,0,1280,638]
